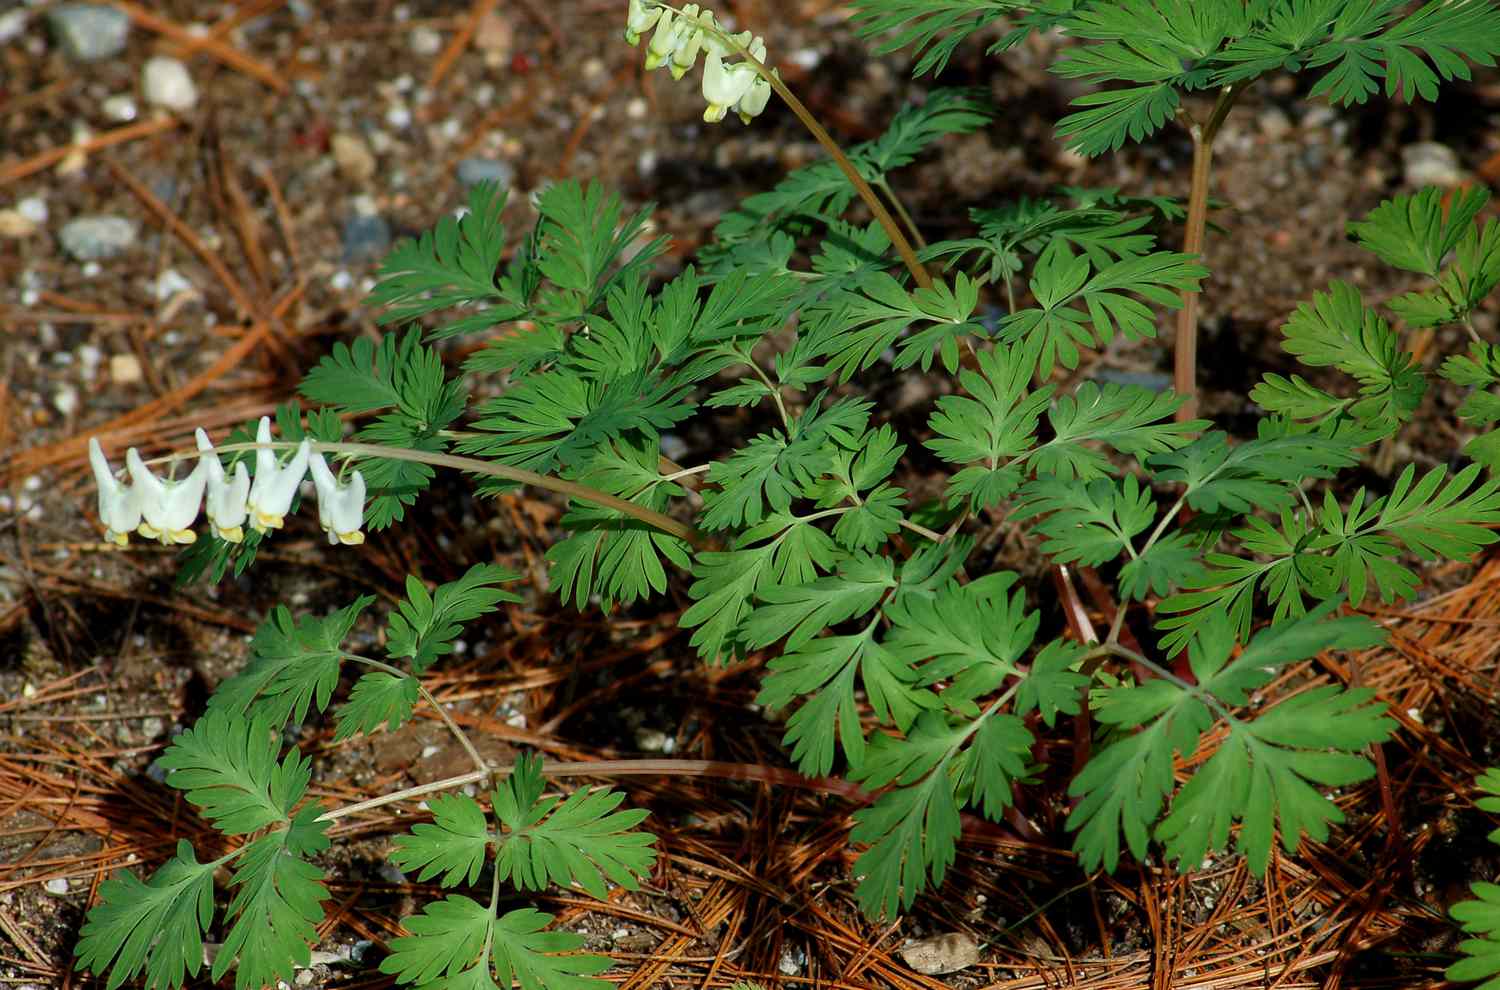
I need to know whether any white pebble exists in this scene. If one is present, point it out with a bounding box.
[410,26,442,55]
[102,94,138,122]
[142,56,198,111]
[152,268,193,301]
[17,197,48,224]
[384,104,412,129]
[44,877,69,896]
[81,261,102,278]
[328,270,354,291]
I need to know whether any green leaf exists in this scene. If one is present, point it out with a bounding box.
[925,345,1049,508]
[334,671,421,742]
[390,793,493,888]
[532,179,667,321]
[1349,185,1489,277]
[1013,474,1156,567]
[387,564,522,673]
[741,554,895,651]
[208,596,373,727]
[955,713,1034,821]
[546,439,691,609]
[214,811,330,990]
[1000,242,1205,375]
[74,840,218,990]
[884,572,1038,705]
[156,709,309,835]
[1449,769,1500,988]
[848,713,967,917]
[849,0,1021,75]
[491,755,656,900]
[367,181,519,337]
[1034,381,1201,481]
[1016,638,1089,727]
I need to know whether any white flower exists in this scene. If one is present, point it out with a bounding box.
[88,438,140,546]
[245,416,310,533]
[308,452,367,546]
[195,429,250,544]
[734,65,774,123]
[624,0,661,45]
[669,6,715,80]
[643,6,683,70]
[126,446,207,545]
[702,32,761,123]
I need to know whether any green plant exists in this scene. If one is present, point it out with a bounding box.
[1449,769,1500,989]
[75,0,1500,987]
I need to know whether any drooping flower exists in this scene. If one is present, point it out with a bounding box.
[308,451,367,546]
[734,63,774,123]
[88,438,140,546]
[624,0,661,45]
[643,5,683,70]
[669,6,716,80]
[126,446,208,544]
[195,429,250,544]
[701,30,757,123]
[245,417,310,533]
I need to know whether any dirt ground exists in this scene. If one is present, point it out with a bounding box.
[4,1,1500,988]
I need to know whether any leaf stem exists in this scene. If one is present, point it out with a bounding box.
[315,759,869,823]
[898,518,946,543]
[1103,641,1235,722]
[1173,83,1243,422]
[346,653,491,780]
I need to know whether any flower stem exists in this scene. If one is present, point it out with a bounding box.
[1173,83,1242,423]
[198,440,702,546]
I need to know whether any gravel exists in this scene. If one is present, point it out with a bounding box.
[46,4,129,62]
[57,215,138,261]
[456,157,516,189]
[141,56,199,112]
[340,212,391,263]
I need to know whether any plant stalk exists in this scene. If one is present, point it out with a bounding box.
[1173,84,1242,422]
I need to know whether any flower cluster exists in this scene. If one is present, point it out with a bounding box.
[88,416,367,548]
[625,0,774,124]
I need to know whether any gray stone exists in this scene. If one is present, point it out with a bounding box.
[48,4,130,62]
[456,157,515,189]
[1402,141,1463,188]
[58,215,138,261]
[142,56,198,112]
[341,212,391,263]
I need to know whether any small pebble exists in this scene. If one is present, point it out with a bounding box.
[474,10,512,58]
[1257,106,1292,140]
[142,56,198,112]
[102,94,138,122]
[1403,141,1463,188]
[59,215,137,261]
[328,269,354,292]
[899,933,981,975]
[410,26,443,56]
[54,384,79,417]
[44,877,70,896]
[48,4,130,61]
[0,210,38,239]
[341,213,391,263]
[331,133,376,182]
[152,268,194,301]
[110,353,143,385]
[456,157,515,189]
[0,9,28,45]
[384,104,412,129]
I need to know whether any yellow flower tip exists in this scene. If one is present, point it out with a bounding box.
[167,529,198,545]
[737,110,753,124]
[137,522,163,541]
[105,530,129,547]
[644,52,666,70]
[704,103,728,123]
[214,525,245,544]
[669,63,690,81]
[337,530,366,547]
[253,510,285,531]
[625,28,640,45]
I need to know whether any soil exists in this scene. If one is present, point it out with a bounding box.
[3,2,1500,989]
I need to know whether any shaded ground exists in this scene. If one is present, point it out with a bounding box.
[3,1,1500,988]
